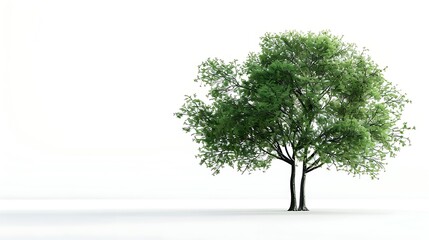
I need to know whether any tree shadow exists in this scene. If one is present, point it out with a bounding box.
[0,208,393,224]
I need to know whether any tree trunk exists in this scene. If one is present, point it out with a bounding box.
[288,163,297,211]
[298,162,309,211]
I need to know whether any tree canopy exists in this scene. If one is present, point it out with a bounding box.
[175,30,412,210]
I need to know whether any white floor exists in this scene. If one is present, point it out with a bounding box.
[0,199,427,240]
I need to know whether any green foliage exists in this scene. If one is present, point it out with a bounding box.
[175,30,413,178]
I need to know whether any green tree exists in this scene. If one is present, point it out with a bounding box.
[175,30,412,211]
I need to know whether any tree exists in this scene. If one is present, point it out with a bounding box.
[175,30,413,211]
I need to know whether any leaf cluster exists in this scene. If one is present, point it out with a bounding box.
[175,30,413,178]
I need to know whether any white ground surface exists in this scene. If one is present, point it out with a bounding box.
[0,199,427,240]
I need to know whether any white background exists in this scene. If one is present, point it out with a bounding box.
[1,0,428,239]
[1,0,427,201]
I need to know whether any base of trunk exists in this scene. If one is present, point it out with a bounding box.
[298,206,309,211]
[288,206,298,211]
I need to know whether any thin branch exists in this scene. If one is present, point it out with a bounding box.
[319,86,331,100]
[284,143,293,161]
[307,158,320,170]
[260,148,284,162]
[275,141,293,164]
[240,156,258,175]
[306,163,324,173]
[292,89,307,111]
[307,150,317,160]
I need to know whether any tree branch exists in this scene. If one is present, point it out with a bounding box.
[307,150,317,160]
[306,163,324,173]
[284,143,294,161]
[306,157,321,171]
[260,147,285,162]
[275,141,293,164]
[293,89,307,111]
